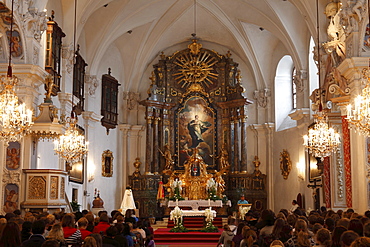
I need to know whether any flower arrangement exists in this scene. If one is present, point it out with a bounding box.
[201,207,218,232]
[239,205,251,220]
[169,206,188,232]
[170,179,184,201]
[206,178,220,201]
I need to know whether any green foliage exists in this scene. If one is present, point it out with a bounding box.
[170,224,189,232]
[201,222,219,232]
[70,201,81,212]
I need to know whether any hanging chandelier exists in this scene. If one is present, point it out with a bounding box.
[54,0,88,164]
[303,111,340,158]
[346,70,370,136]
[303,0,340,158]
[54,114,88,164]
[0,0,33,143]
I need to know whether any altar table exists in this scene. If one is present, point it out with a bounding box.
[167,200,231,210]
[170,209,217,217]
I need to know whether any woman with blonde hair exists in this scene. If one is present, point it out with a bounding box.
[284,219,315,247]
[46,223,67,247]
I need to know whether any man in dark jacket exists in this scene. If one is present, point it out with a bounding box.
[22,220,46,247]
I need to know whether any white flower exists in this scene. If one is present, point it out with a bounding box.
[204,207,214,223]
[239,205,251,219]
[206,178,216,191]
[170,206,183,226]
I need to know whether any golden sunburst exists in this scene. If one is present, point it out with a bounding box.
[173,50,218,88]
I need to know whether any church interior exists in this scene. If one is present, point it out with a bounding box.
[0,0,369,221]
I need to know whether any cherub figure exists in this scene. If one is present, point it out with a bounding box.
[6,147,20,169]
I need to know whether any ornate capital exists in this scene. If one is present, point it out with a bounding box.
[123,92,140,110]
[253,88,270,108]
[85,74,99,97]
[62,44,74,74]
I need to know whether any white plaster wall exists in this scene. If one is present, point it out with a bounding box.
[272,127,315,212]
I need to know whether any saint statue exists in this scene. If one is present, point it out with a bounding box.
[217,143,230,171]
[160,144,175,171]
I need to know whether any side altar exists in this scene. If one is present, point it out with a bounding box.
[128,38,267,218]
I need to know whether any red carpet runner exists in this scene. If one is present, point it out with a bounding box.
[154,228,222,244]
[155,217,223,244]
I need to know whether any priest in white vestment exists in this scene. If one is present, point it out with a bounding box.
[120,187,136,214]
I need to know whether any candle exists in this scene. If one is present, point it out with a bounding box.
[176,199,178,206]
[208,199,211,206]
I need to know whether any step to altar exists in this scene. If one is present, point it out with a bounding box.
[167,216,223,229]
[154,228,222,244]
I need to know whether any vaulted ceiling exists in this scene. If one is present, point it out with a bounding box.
[44,0,323,95]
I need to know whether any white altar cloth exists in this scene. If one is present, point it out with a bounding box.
[166,200,231,210]
[170,209,217,217]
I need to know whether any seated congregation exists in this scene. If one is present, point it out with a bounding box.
[218,207,370,247]
[1,206,370,247]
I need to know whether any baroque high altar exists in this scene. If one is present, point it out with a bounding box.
[129,38,267,217]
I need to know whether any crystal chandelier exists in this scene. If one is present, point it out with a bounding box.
[54,114,88,164]
[346,71,370,136]
[54,0,88,164]
[303,111,340,158]
[303,0,341,158]
[0,0,33,143]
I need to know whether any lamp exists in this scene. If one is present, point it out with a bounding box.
[346,1,370,135]
[0,0,33,143]
[54,0,88,163]
[303,0,340,158]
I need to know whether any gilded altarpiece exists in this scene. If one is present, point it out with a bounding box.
[130,39,267,217]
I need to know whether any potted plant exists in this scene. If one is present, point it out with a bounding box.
[70,201,81,212]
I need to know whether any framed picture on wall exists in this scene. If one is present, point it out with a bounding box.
[68,159,84,184]
[102,150,113,177]
[307,152,323,182]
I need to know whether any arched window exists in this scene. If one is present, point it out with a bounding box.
[275,55,296,131]
[292,67,297,109]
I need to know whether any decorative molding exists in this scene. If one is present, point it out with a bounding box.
[22,8,47,42]
[341,116,352,207]
[28,176,46,200]
[62,43,74,74]
[253,88,270,108]
[50,176,58,199]
[340,0,367,35]
[81,111,103,123]
[336,144,345,200]
[85,74,99,97]
[123,91,140,110]
[323,157,331,208]
[2,168,21,184]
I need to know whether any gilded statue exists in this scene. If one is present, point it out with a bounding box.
[180,148,212,200]
[217,143,230,171]
[44,75,57,103]
[160,144,175,171]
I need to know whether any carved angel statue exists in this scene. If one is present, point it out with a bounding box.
[323,2,346,65]
[160,144,175,171]
[44,75,57,103]
[217,143,230,171]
